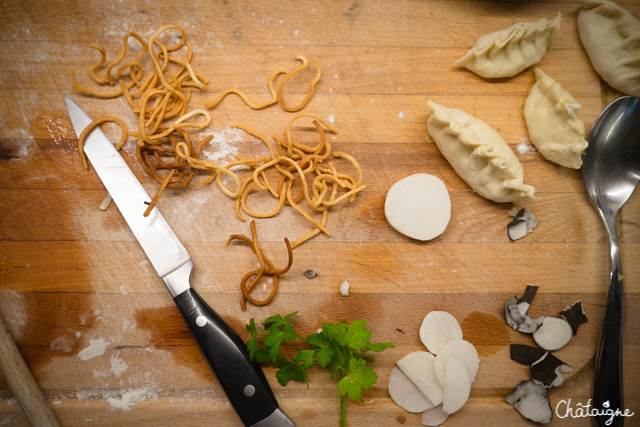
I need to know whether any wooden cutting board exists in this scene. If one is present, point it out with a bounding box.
[1,0,639,425]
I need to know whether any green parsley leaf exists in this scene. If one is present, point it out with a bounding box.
[306,332,324,348]
[276,360,307,386]
[295,349,317,369]
[246,318,259,336]
[337,358,378,401]
[282,319,298,342]
[364,341,395,353]
[246,334,258,361]
[263,313,286,329]
[329,347,347,380]
[322,321,349,346]
[315,346,336,368]
[345,319,372,350]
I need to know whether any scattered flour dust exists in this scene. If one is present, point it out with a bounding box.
[50,336,73,353]
[200,127,244,166]
[93,370,110,379]
[0,291,27,338]
[107,389,157,412]
[75,388,157,412]
[2,128,33,160]
[517,138,536,154]
[110,352,129,378]
[78,338,109,361]
[42,114,69,146]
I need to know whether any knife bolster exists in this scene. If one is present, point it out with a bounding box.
[162,261,193,297]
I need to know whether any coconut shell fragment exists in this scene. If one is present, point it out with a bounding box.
[510,344,546,366]
[507,208,538,241]
[504,285,540,333]
[504,287,588,422]
[510,344,572,388]
[506,380,553,424]
[530,352,572,388]
[558,300,588,335]
[518,284,538,305]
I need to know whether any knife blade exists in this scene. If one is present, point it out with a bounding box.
[64,96,294,427]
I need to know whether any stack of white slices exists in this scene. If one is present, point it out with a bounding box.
[388,311,480,426]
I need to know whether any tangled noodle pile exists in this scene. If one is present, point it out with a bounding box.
[72,24,365,307]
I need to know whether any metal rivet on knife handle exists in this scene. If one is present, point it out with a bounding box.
[195,315,207,327]
[244,384,256,397]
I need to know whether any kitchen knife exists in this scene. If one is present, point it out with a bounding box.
[64,96,294,427]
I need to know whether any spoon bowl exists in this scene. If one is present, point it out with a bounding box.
[582,95,640,427]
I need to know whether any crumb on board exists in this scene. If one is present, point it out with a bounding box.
[339,280,350,296]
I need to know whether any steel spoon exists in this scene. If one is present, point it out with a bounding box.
[582,96,640,427]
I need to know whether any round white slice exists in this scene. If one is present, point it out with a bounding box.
[396,351,443,406]
[441,356,472,414]
[420,311,463,355]
[533,316,573,351]
[384,173,452,241]
[434,339,480,385]
[421,404,449,426]
[388,366,436,413]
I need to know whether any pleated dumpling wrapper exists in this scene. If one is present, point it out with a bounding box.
[456,13,561,79]
[524,68,588,169]
[427,101,535,203]
[578,0,640,97]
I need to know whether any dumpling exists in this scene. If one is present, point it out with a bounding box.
[427,101,535,203]
[578,0,640,97]
[456,13,561,78]
[524,68,588,169]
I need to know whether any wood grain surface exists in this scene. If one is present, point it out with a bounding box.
[1,1,639,426]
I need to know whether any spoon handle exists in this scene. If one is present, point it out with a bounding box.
[593,215,624,427]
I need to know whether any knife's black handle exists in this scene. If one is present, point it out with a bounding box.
[174,288,279,426]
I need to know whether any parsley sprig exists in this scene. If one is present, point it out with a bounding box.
[246,312,394,426]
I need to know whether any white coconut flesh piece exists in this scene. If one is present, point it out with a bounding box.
[384,173,452,241]
[434,339,480,385]
[533,316,573,351]
[441,356,472,414]
[421,404,449,426]
[420,311,463,355]
[506,380,553,424]
[396,351,444,406]
[388,366,436,413]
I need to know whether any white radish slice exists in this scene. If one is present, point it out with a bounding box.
[441,356,472,414]
[388,366,436,413]
[421,404,449,426]
[396,351,444,406]
[384,173,451,241]
[434,339,480,385]
[533,316,573,351]
[420,311,463,355]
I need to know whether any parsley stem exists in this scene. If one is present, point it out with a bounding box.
[340,393,346,427]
